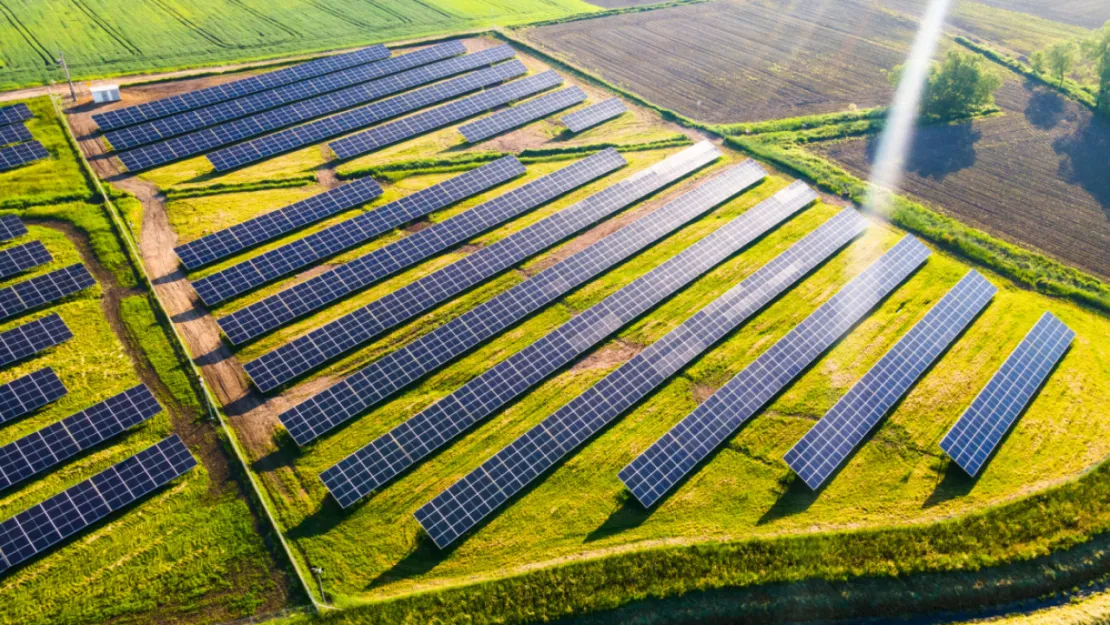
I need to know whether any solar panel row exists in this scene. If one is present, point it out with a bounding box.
[0,264,96,321]
[940,311,1074,476]
[0,242,52,280]
[243,143,716,392]
[459,87,587,143]
[784,270,997,489]
[0,435,196,576]
[0,384,161,493]
[620,236,931,508]
[411,207,866,545]
[93,45,390,130]
[0,104,33,127]
[106,42,467,150]
[192,156,525,306]
[205,47,521,172]
[0,216,27,243]
[0,314,72,368]
[0,123,32,148]
[220,149,625,348]
[0,368,66,425]
[174,177,383,271]
[561,98,627,133]
[291,160,768,448]
[0,142,49,172]
[119,48,520,172]
[330,70,565,159]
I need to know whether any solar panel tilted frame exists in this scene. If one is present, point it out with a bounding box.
[0,123,33,148]
[459,86,588,143]
[0,368,67,425]
[0,264,96,322]
[0,384,162,493]
[192,155,526,306]
[118,47,521,172]
[0,216,28,243]
[92,45,391,130]
[0,314,72,368]
[409,206,867,544]
[0,241,53,281]
[784,270,997,490]
[0,434,196,575]
[293,160,768,449]
[104,42,467,150]
[561,98,627,133]
[0,142,49,172]
[0,104,33,127]
[619,235,932,508]
[939,311,1074,476]
[242,142,718,392]
[222,147,626,351]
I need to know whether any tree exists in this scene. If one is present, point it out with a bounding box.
[1045,41,1078,87]
[1081,22,1110,114]
[1030,50,1046,74]
[891,49,1003,120]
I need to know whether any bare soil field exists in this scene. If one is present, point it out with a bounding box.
[524,0,918,123]
[587,0,672,7]
[813,73,1110,280]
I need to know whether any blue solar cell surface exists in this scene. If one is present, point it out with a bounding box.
[0,217,27,243]
[561,98,627,133]
[0,314,72,368]
[0,142,49,172]
[0,368,67,425]
[459,87,587,143]
[0,242,52,280]
[411,207,866,545]
[0,123,32,148]
[0,104,33,127]
[939,311,1074,476]
[0,264,96,321]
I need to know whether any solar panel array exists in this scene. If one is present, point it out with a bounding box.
[561,98,627,133]
[459,87,587,143]
[93,45,390,130]
[0,217,27,243]
[0,242,52,281]
[330,70,564,159]
[0,142,49,172]
[221,149,625,348]
[411,207,866,544]
[293,161,768,448]
[106,42,466,150]
[784,270,997,489]
[0,384,161,492]
[174,177,383,271]
[0,368,66,425]
[0,435,196,576]
[119,48,520,172]
[620,236,931,508]
[206,47,520,172]
[0,314,72,368]
[243,144,715,391]
[940,311,1074,476]
[193,156,525,306]
[0,123,32,148]
[0,264,96,321]
[0,104,33,127]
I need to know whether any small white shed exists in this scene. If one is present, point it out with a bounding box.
[91,85,121,104]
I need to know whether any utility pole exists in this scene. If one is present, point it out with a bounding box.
[310,566,326,604]
[56,52,77,102]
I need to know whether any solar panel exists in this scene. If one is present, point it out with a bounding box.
[619,236,931,508]
[0,264,96,322]
[105,42,467,150]
[118,48,520,172]
[0,434,196,576]
[0,123,32,148]
[0,104,33,127]
[0,217,28,244]
[784,270,997,489]
[0,242,52,281]
[174,177,383,271]
[939,311,1074,476]
[0,384,162,493]
[459,87,587,143]
[93,45,391,130]
[192,156,525,306]
[330,70,565,159]
[220,148,626,348]
[294,161,769,449]
[411,208,867,544]
[561,98,627,133]
[0,368,66,425]
[243,143,718,392]
[0,142,49,172]
[0,314,72,368]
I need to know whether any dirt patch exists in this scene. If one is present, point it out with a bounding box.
[692,381,718,404]
[571,339,644,372]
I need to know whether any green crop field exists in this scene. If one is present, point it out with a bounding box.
[0,0,598,91]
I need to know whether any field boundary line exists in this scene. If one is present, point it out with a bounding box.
[955,36,1100,113]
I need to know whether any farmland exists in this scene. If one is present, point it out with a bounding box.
[812,70,1110,280]
[966,0,1110,30]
